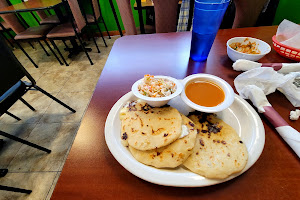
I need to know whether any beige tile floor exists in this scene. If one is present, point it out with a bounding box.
[0,35,119,200]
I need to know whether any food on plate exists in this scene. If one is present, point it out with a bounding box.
[120,100,182,150]
[185,81,225,107]
[183,112,248,179]
[138,74,176,98]
[229,38,261,54]
[129,114,197,168]
[119,101,248,179]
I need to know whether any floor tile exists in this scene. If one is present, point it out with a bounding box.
[8,123,79,172]
[60,70,102,93]
[0,172,58,200]
[0,123,36,168]
[35,71,72,94]
[0,91,57,124]
[45,172,60,200]
[39,91,93,123]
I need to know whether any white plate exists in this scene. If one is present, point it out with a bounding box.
[105,92,265,187]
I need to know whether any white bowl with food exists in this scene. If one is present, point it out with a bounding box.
[181,74,234,113]
[132,75,183,107]
[227,37,271,62]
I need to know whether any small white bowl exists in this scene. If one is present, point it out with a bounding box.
[131,75,183,107]
[181,74,234,113]
[227,37,271,62]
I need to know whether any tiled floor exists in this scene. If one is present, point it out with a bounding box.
[0,35,119,200]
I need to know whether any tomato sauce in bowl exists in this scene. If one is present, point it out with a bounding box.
[185,81,225,107]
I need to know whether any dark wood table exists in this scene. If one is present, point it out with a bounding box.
[0,0,62,14]
[51,26,300,200]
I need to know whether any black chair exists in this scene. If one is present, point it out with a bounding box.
[0,33,76,151]
[78,0,109,47]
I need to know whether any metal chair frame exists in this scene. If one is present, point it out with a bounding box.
[48,0,98,66]
[78,0,108,47]
[0,23,63,67]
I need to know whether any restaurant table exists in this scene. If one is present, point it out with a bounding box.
[0,0,62,14]
[51,26,300,200]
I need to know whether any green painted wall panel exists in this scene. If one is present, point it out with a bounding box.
[273,0,300,25]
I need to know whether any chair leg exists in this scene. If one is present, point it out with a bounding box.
[0,185,32,194]
[38,40,50,56]
[5,112,21,121]
[0,130,51,153]
[34,85,76,113]
[15,41,38,68]
[28,41,35,49]
[96,23,107,47]
[76,34,93,65]
[62,40,69,51]
[43,40,63,65]
[49,39,69,66]
[92,36,100,53]
[19,97,35,111]
[101,17,111,39]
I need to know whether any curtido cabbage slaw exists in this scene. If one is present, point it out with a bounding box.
[138,75,176,98]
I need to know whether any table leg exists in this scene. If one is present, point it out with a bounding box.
[64,39,92,58]
[136,0,145,34]
[108,0,123,36]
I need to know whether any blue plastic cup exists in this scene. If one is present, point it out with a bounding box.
[190,0,230,61]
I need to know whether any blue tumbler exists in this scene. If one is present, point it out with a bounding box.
[190,0,230,61]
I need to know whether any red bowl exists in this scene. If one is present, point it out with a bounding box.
[272,35,300,61]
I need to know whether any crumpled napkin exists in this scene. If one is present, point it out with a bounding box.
[278,72,300,107]
[276,19,300,49]
[234,68,300,158]
[234,67,300,108]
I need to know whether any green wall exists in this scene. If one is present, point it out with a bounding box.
[273,0,300,25]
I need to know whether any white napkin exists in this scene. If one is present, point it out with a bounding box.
[276,19,300,49]
[278,72,300,107]
[234,67,300,108]
[234,67,284,96]
[233,59,300,74]
[234,68,300,158]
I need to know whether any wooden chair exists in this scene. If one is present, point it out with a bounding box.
[153,0,179,33]
[115,0,180,34]
[115,0,137,35]
[47,0,100,66]
[77,0,108,47]
[0,0,63,67]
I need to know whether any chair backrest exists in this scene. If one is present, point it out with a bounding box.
[91,0,100,20]
[0,35,34,96]
[66,0,86,32]
[116,0,137,35]
[0,0,25,34]
[35,10,48,20]
[153,0,180,33]
[232,0,270,28]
